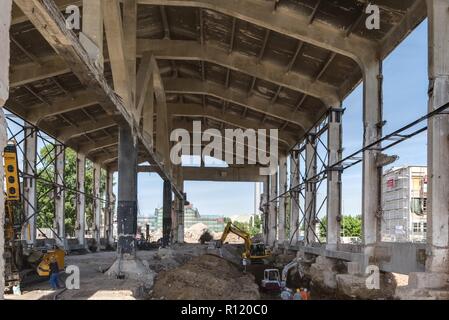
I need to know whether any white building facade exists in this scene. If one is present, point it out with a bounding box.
[382,166,427,242]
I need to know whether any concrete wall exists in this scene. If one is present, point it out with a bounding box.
[0,0,12,299]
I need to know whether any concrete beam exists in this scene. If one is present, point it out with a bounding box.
[102,0,132,110]
[138,0,375,66]
[78,137,118,155]
[168,103,297,148]
[181,166,266,182]
[165,78,313,129]
[380,0,427,60]
[81,0,104,71]
[10,56,70,88]
[138,39,339,103]
[58,117,117,141]
[26,91,99,124]
[13,0,131,121]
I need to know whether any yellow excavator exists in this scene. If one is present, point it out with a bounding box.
[3,142,65,291]
[217,221,271,261]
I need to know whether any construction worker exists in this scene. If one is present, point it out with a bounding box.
[293,288,302,300]
[49,256,61,290]
[300,288,310,300]
[280,288,293,300]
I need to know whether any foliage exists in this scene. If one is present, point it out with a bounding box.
[223,214,262,237]
[319,215,362,239]
[36,146,105,236]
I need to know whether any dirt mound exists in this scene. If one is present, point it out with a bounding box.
[152,254,260,300]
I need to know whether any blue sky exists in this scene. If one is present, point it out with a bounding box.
[133,20,429,218]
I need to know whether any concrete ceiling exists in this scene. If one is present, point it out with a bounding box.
[6,0,426,170]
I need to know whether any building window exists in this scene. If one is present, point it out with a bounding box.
[411,198,425,215]
[413,222,420,233]
[423,223,427,233]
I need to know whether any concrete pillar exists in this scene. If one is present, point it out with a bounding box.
[105,170,115,246]
[162,180,173,246]
[75,153,86,247]
[289,150,300,245]
[268,170,278,246]
[93,162,101,248]
[326,108,343,250]
[54,144,66,248]
[278,152,288,244]
[22,126,37,245]
[0,1,12,298]
[305,132,317,245]
[176,167,185,243]
[262,177,269,244]
[362,60,383,248]
[117,125,138,256]
[426,0,449,273]
[0,111,8,299]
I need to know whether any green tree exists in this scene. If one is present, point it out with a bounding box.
[36,147,101,237]
[319,215,362,239]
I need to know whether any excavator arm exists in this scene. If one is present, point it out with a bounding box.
[220,221,252,258]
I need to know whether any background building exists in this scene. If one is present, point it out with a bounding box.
[382,166,427,242]
[151,204,225,233]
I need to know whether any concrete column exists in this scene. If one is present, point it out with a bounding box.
[326,108,343,250]
[0,1,12,298]
[289,150,300,245]
[362,60,383,248]
[117,125,138,256]
[93,162,101,249]
[278,152,288,244]
[81,0,104,71]
[305,133,317,245]
[105,170,115,246]
[75,153,86,247]
[176,167,185,243]
[22,126,37,245]
[162,180,173,246]
[426,0,449,273]
[0,110,8,299]
[268,170,278,246]
[262,176,269,244]
[54,144,66,248]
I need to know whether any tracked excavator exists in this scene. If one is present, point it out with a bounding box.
[3,142,65,292]
[216,221,271,262]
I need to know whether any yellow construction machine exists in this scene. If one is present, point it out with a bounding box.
[3,142,65,291]
[217,221,271,261]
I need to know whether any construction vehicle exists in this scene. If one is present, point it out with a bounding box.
[3,142,65,292]
[261,258,304,292]
[217,221,270,262]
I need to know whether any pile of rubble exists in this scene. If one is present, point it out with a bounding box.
[151,254,260,300]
